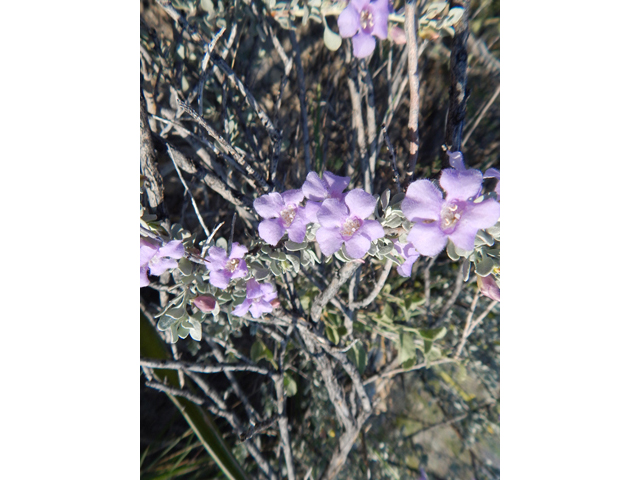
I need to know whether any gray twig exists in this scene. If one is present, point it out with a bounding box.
[310,262,361,323]
[290,31,312,175]
[462,85,500,148]
[350,259,393,310]
[403,0,420,186]
[140,358,272,375]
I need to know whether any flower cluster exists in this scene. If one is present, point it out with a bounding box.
[254,172,384,260]
[402,152,500,257]
[140,237,185,287]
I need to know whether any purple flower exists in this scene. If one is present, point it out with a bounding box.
[338,0,390,58]
[301,171,350,203]
[254,189,318,245]
[316,189,384,259]
[140,237,185,287]
[205,242,248,289]
[477,274,500,301]
[392,239,420,277]
[232,279,278,318]
[484,167,500,200]
[402,153,499,257]
[192,295,217,312]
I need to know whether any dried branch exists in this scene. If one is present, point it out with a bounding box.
[310,262,360,323]
[443,0,471,154]
[462,85,500,148]
[290,31,312,175]
[140,93,167,218]
[403,0,420,186]
[349,259,393,310]
[140,358,272,375]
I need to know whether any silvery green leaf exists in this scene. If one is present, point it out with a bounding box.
[285,240,308,251]
[486,222,500,239]
[158,315,178,331]
[381,189,391,210]
[267,0,275,8]
[309,0,321,7]
[253,267,270,281]
[216,18,227,29]
[383,253,402,266]
[306,248,320,264]
[310,11,322,24]
[441,7,464,28]
[334,248,349,263]
[474,229,494,247]
[454,243,473,258]
[398,232,408,244]
[390,192,405,206]
[367,242,378,256]
[178,257,193,275]
[188,318,202,341]
[270,261,283,277]
[195,275,209,294]
[383,214,403,228]
[261,245,273,255]
[286,254,300,274]
[446,240,460,261]
[425,1,448,19]
[475,257,495,277]
[169,323,179,343]
[442,26,455,36]
[200,0,214,13]
[302,5,310,25]
[177,323,191,339]
[215,237,227,251]
[217,292,232,303]
[165,307,186,319]
[484,247,500,259]
[378,242,393,255]
[462,257,471,282]
[402,219,412,231]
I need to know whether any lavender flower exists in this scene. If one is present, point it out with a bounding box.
[232,279,278,318]
[316,189,384,259]
[402,153,499,257]
[205,242,248,289]
[392,239,420,277]
[140,237,185,287]
[338,0,391,58]
[477,274,500,301]
[484,167,500,200]
[301,171,350,203]
[254,189,318,245]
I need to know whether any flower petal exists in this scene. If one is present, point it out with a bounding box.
[316,227,345,256]
[344,234,371,259]
[369,0,390,39]
[281,188,305,206]
[446,150,466,171]
[302,172,328,201]
[338,4,360,38]
[205,246,227,270]
[148,257,178,276]
[254,192,284,219]
[209,270,231,289]
[402,180,443,221]
[440,168,483,201]
[359,219,384,241]
[230,260,248,279]
[249,299,273,318]
[484,168,500,179]
[299,201,321,223]
[460,198,500,230]
[287,215,308,243]
[352,32,376,58]
[345,189,377,219]
[232,299,252,317]
[229,242,248,260]
[258,218,286,246]
[140,266,150,287]
[261,283,277,302]
[317,199,349,228]
[246,278,262,299]
[158,240,185,259]
[407,222,448,257]
[350,0,370,11]
[324,171,350,198]
[397,255,418,277]
[140,238,159,266]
